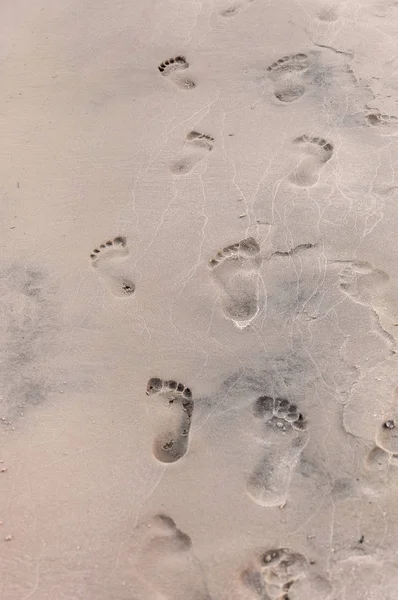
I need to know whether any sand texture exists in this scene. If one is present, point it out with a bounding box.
[1,0,398,598]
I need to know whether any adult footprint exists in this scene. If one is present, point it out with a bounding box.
[246,396,309,508]
[134,514,211,600]
[240,547,310,600]
[146,378,194,463]
[171,131,215,175]
[267,53,308,103]
[208,237,261,329]
[158,56,195,90]
[89,237,135,298]
[289,135,333,188]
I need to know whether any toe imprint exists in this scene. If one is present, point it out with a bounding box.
[268,54,308,74]
[90,236,127,261]
[158,56,196,90]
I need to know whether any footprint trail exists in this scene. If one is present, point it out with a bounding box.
[146,378,194,463]
[89,236,135,298]
[246,395,309,508]
[208,237,261,329]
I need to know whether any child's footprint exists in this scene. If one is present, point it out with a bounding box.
[146,378,194,463]
[208,237,261,329]
[171,131,215,175]
[240,547,309,600]
[246,395,309,508]
[289,135,333,188]
[267,53,308,103]
[158,56,196,90]
[134,514,211,600]
[89,237,136,298]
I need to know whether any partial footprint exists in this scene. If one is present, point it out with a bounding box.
[220,0,255,17]
[267,53,308,103]
[133,514,211,600]
[158,56,196,90]
[337,261,389,306]
[289,135,333,188]
[171,131,215,175]
[376,386,398,454]
[246,395,309,507]
[146,377,194,463]
[208,237,261,329]
[365,110,398,136]
[240,547,309,600]
[89,237,135,298]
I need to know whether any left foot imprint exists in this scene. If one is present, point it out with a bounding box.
[158,56,196,90]
[146,378,194,463]
[89,237,135,298]
[289,135,333,188]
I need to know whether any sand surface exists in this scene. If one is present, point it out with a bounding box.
[1,0,398,598]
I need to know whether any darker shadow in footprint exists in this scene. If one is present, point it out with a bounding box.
[90,236,135,298]
[267,53,308,103]
[146,378,194,463]
[158,56,196,90]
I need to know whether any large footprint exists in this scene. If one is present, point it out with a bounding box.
[246,396,309,508]
[89,236,136,298]
[289,135,333,188]
[171,131,215,175]
[208,237,261,329]
[239,547,331,600]
[267,53,309,103]
[146,378,194,463]
[133,514,211,600]
[158,56,196,90]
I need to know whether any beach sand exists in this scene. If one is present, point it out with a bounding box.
[1,0,398,598]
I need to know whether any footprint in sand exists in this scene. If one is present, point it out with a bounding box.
[337,260,389,307]
[171,131,215,175]
[89,237,135,298]
[376,387,398,455]
[220,0,255,18]
[208,237,261,329]
[289,135,333,188]
[239,547,333,600]
[146,378,194,463]
[158,56,196,90]
[365,110,398,136]
[267,53,309,103]
[133,514,211,600]
[246,395,309,508]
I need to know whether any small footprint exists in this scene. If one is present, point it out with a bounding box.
[208,237,261,329]
[171,131,215,175]
[89,237,135,298]
[220,0,255,17]
[246,395,309,508]
[267,53,308,103]
[146,378,194,463]
[158,56,195,90]
[289,135,333,188]
[365,110,398,136]
[133,514,211,600]
[240,547,309,600]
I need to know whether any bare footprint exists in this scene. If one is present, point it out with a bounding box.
[289,135,333,188]
[89,237,135,298]
[220,0,255,18]
[171,131,215,175]
[133,514,211,600]
[146,378,194,463]
[365,110,398,136]
[158,56,196,90]
[267,53,308,103]
[376,387,398,454]
[246,396,309,508]
[208,237,261,329]
[239,547,310,599]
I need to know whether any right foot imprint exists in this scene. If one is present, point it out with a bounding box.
[289,135,333,188]
[208,237,261,329]
[267,53,308,103]
[158,56,196,90]
[171,131,215,175]
[146,377,194,463]
[246,395,309,508]
[133,514,211,600]
[89,237,136,298]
